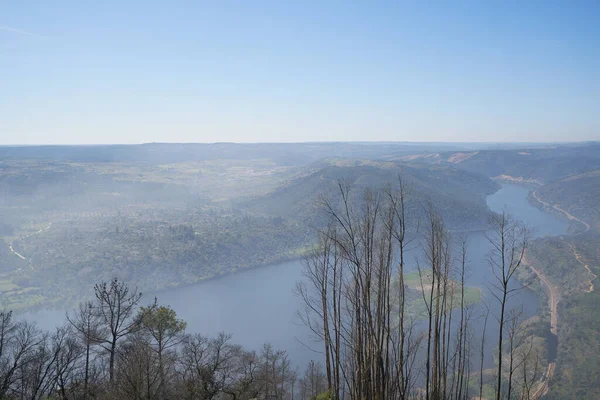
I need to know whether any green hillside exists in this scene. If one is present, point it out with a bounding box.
[238,161,498,231]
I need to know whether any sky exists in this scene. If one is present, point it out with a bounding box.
[1,1,599,145]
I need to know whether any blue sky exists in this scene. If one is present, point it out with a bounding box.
[1,1,599,144]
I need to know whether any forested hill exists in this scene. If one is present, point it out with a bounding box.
[393,142,600,184]
[533,170,600,232]
[238,161,498,231]
[0,148,501,312]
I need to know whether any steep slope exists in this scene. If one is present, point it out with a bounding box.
[525,233,600,399]
[239,162,499,231]
[532,170,600,232]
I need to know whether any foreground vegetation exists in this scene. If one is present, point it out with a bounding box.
[296,181,545,399]
[0,278,330,400]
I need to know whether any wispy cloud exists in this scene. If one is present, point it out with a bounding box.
[0,25,45,38]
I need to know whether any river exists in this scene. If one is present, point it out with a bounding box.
[23,183,568,371]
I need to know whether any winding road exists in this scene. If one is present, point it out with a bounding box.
[528,254,558,400]
[569,244,597,293]
[8,243,26,260]
[532,190,590,233]
[8,222,52,270]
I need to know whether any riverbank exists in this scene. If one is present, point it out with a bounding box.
[528,189,590,233]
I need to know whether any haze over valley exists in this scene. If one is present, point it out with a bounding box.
[0,141,598,399]
[2,1,600,398]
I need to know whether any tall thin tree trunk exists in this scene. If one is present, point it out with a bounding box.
[497,290,507,400]
[480,305,490,400]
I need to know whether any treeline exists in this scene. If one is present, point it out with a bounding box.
[296,180,543,399]
[9,210,308,311]
[0,279,327,400]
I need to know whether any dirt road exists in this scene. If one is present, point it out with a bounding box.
[527,254,559,399]
[527,190,594,398]
[8,243,26,260]
[8,222,52,269]
[532,190,590,232]
[531,361,556,400]
[528,261,558,335]
[569,244,597,293]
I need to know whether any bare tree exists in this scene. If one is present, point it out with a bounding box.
[12,326,56,400]
[299,180,484,399]
[220,347,263,400]
[112,330,161,400]
[0,313,43,398]
[418,205,446,400]
[519,336,541,400]
[299,360,327,399]
[67,300,102,398]
[486,210,530,400]
[479,302,491,400]
[296,227,338,397]
[51,326,84,400]
[93,278,147,383]
[0,310,18,397]
[506,307,525,400]
[317,181,400,399]
[179,332,238,399]
[453,236,469,400]
[387,178,411,399]
[259,343,294,399]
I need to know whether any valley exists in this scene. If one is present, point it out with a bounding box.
[1,142,599,399]
[2,3,598,397]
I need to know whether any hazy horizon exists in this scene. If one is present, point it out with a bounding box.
[0,139,597,147]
